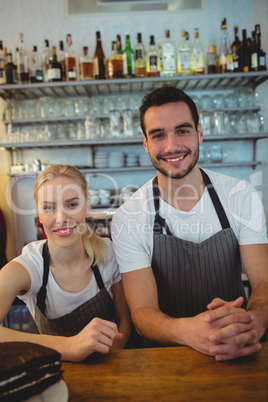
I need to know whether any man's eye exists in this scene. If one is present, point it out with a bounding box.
[152,133,164,139]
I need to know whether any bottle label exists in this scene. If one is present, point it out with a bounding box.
[226,55,234,71]
[149,55,158,72]
[36,69,44,81]
[48,68,61,80]
[251,53,258,69]
[162,51,176,71]
[192,48,204,71]
[135,49,143,60]
[0,68,4,84]
[94,57,99,75]
[259,56,265,67]
[180,51,190,70]
[68,71,76,79]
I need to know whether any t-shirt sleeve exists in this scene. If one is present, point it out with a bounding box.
[111,214,152,273]
[227,179,268,245]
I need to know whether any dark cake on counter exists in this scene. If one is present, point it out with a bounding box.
[0,342,62,401]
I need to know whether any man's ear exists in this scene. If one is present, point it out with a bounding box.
[143,134,149,154]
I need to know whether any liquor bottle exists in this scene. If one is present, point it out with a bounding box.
[58,40,66,81]
[47,46,62,82]
[107,41,123,79]
[146,35,160,77]
[206,45,217,74]
[239,29,251,72]
[123,34,134,78]
[16,32,29,83]
[134,33,146,78]
[65,34,77,81]
[231,26,242,72]
[29,46,43,83]
[0,41,5,84]
[116,34,123,54]
[252,24,267,71]
[79,46,94,80]
[219,18,234,73]
[161,30,176,77]
[177,30,192,75]
[94,31,106,80]
[3,52,17,84]
[191,28,204,75]
[41,39,50,82]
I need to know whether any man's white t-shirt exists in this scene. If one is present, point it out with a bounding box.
[111,169,268,274]
[14,238,121,319]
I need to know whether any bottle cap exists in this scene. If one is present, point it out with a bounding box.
[194,28,199,38]
[221,18,227,28]
[33,45,37,52]
[165,30,170,38]
[44,39,49,47]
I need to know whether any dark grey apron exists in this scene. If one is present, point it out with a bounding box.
[34,241,115,337]
[147,169,247,346]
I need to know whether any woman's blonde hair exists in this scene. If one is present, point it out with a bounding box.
[33,164,107,267]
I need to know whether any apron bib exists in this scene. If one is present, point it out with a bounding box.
[34,241,115,337]
[147,169,247,346]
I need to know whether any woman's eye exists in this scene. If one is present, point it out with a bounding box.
[43,205,54,213]
[68,202,79,209]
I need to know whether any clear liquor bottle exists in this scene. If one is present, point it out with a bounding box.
[16,32,29,83]
[191,28,204,75]
[161,30,176,77]
[48,46,62,82]
[219,18,234,73]
[123,34,134,78]
[146,35,160,77]
[79,46,94,80]
[94,31,106,80]
[41,39,50,82]
[108,41,123,79]
[177,30,192,75]
[134,33,146,78]
[29,46,43,83]
[65,34,77,81]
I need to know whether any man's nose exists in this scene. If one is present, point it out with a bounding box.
[165,134,178,152]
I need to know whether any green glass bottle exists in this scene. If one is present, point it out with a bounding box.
[123,34,134,78]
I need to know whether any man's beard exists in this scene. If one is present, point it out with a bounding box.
[149,148,199,180]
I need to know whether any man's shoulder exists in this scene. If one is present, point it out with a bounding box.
[113,178,154,219]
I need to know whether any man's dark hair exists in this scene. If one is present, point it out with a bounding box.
[140,84,199,137]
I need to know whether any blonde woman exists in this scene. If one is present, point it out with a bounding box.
[0,165,131,361]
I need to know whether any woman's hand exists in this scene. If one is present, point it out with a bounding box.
[66,317,123,362]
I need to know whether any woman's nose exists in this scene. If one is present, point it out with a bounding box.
[56,208,67,224]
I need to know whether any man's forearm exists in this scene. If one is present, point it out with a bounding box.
[246,282,268,339]
[131,306,189,346]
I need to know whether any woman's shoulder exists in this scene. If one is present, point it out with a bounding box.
[13,240,46,269]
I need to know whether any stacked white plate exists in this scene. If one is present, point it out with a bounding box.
[109,151,125,168]
[139,153,152,167]
[94,151,109,168]
[126,153,138,167]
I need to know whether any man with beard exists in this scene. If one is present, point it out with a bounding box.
[111,85,268,361]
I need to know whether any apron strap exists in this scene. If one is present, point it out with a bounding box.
[200,169,230,229]
[37,242,105,316]
[36,241,50,315]
[152,176,173,235]
[91,259,105,290]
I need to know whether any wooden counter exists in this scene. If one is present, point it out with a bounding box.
[62,343,268,401]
